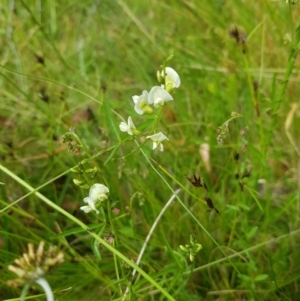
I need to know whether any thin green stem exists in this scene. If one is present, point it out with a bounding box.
[243,55,259,117]
[0,64,101,105]
[19,0,72,70]
[122,189,181,301]
[137,145,242,276]
[190,228,300,274]
[0,145,116,213]
[245,186,263,211]
[106,201,122,294]
[263,41,299,157]
[149,157,205,205]
[115,107,164,160]
[20,283,30,301]
[221,115,244,127]
[150,107,163,134]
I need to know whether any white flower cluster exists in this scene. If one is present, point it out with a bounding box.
[119,66,181,151]
[80,183,109,214]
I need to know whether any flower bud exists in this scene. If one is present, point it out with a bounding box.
[179,245,188,252]
[112,208,120,215]
[85,167,97,174]
[132,129,141,136]
[73,179,85,186]
[165,82,174,93]
[157,70,163,83]
[70,166,84,174]
[143,105,154,115]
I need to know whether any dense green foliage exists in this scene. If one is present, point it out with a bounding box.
[1,0,300,300]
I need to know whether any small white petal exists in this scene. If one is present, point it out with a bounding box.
[83,197,92,204]
[80,205,92,213]
[80,198,99,214]
[132,90,149,115]
[146,132,169,151]
[127,116,136,129]
[88,200,99,214]
[148,86,173,108]
[119,121,129,133]
[147,132,169,142]
[127,116,136,135]
[119,116,136,135]
[132,95,139,104]
[162,67,181,89]
[89,184,109,202]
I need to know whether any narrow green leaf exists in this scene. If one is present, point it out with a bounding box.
[103,99,121,142]
[138,118,156,131]
[295,25,300,46]
[238,273,252,282]
[49,223,103,239]
[92,223,106,261]
[104,143,121,166]
[226,204,239,211]
[238,203,251,211]
[247,226,258,239]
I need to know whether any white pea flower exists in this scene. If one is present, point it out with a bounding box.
[86,183,109,203]
[119,116,139,135]
[148,86,173,108]
[161,67,181,92]
[80,198,99,214]
[132,90,153,115]
[146,132,169,151]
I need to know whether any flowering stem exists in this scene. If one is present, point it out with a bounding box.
[71,131,100,170]
[99,206,107,223]
[219,114,243,127]
[68,130,110,187]
[116,138,147,160]
[149,107,163,135]
[116,107,164,160]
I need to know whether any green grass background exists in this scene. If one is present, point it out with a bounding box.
[1,0,300,300]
